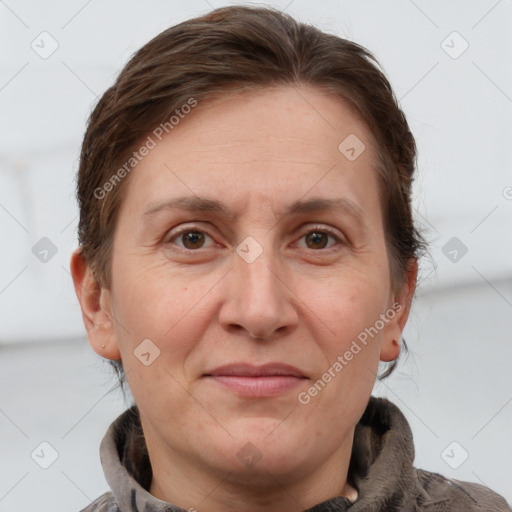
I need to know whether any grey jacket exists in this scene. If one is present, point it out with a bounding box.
[80,396,511,511]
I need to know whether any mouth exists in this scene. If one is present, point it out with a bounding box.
[203,363,307,397]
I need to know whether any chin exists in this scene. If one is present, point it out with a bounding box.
[215,449,308,489]
[207,418,312,477]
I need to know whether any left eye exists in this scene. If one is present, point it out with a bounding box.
[297,229,341,250]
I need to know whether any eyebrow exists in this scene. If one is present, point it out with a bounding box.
[143,195,365,225]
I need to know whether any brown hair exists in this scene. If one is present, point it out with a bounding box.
[76,5,425,385]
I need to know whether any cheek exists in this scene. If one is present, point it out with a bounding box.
[111,265,203,413]
[110,257,219,367]
[311,266,390,338]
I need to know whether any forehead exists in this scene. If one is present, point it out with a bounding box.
[118,84,380,218]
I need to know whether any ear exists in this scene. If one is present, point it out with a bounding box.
[380,259,418,362]
[70,248,121,360]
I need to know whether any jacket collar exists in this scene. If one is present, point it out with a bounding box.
[99,396,417,511]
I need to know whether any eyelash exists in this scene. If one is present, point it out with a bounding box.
[165,224,345,252]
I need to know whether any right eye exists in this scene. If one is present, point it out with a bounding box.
[165,227,216,251]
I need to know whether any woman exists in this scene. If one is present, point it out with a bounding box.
[70,5,511,511]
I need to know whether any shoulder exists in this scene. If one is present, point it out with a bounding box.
[79,491,119,512]
[416,469,511,511]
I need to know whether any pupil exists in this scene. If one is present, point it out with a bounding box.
[307,232,327,249]
[184,231,204,249]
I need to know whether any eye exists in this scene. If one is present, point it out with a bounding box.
[297,227,343,250]
[166,227,215,250]
[165,225,344,252]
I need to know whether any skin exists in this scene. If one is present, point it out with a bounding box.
[71,84,417,512]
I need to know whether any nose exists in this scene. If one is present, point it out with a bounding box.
[218,243,299,341]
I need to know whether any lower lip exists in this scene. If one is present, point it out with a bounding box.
[206,375,305,397]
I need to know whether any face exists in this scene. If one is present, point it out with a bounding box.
[73,85,413,495]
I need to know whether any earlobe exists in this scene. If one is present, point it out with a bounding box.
[380,258,418,363]
[70,248,121,360]
[380,337,402,362]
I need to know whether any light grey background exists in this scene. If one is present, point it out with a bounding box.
[1,0,511,510]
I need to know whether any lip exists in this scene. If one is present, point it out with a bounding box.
[203,363,307,397]
[205,363,306,378]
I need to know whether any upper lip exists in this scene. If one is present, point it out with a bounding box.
[204,363,306,378]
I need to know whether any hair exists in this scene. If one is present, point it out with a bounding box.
[76,5,426,390]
